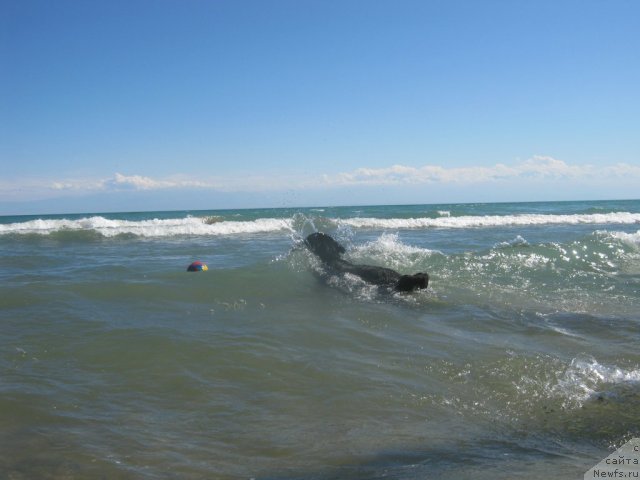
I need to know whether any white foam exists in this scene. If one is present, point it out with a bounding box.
[327,272,378,301]
[494,235,529,249]
[607,229,640,249]
[2,212,639,237]
[348,233,438,271]
[547,325,583,338]
[553,357,640,407]
[0,216,294,237]
[339,212,640,230]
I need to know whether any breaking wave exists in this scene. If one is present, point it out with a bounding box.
[606,229,640,249]
[339,212,640,229]
[1,211,639,238]
[551,357,640,408]
[0,216,295,238]
[347,232,439,271]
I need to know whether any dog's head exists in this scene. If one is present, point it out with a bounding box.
[304,232,345,263]
[395,273,429,292]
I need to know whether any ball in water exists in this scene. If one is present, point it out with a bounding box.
[187,261,208,272]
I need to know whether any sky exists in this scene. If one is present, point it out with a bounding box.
[1,0,639,215]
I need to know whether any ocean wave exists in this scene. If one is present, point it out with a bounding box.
[347,233,439,271]
[607,229,640,249]
[1,212,639,238]
[339,212,640,229]
[552,357,640,408]
[0,216,295,237]
[493,235,529,249]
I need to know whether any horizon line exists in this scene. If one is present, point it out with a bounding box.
[2,197,639,219]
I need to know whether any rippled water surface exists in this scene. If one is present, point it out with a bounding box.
[1,200,639,479]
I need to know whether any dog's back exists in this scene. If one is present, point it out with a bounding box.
[304,232,345,264]
[304,233,429,292]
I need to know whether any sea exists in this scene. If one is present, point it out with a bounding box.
[1,199,639,479]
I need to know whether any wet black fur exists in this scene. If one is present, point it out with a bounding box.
[304,233,428,292]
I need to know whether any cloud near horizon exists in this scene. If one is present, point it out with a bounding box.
[51,173,214,192]
[324,156,640,186]
[2,156,639,202]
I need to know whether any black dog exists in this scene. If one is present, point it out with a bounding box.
[304,232,428,292]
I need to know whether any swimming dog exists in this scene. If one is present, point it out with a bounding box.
[304,232,429,292]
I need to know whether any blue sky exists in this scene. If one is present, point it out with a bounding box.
[1,0,639,214]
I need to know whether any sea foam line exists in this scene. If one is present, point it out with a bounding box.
[1,212,639,237]
[339,212,640,229]
[0,216,295,237]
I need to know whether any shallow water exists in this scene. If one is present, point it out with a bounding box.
[1,200,639,479]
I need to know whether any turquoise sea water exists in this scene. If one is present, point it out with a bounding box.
[1,199,639,479]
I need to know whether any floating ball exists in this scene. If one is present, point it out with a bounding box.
[187,261,208,272]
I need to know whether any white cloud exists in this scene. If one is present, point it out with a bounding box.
[51,179,107,191]
[322,156,634,187]
[112,173,162,190]
[1,156,638,204]
[42,173,217,194]
[108,173,213,190]
[600,163,640,178]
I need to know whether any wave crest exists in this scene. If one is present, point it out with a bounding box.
[347,233,439,272]
[0,216,294,237]
[340,212,640,230]
[1,211,639,238]
[552,357,640,408]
